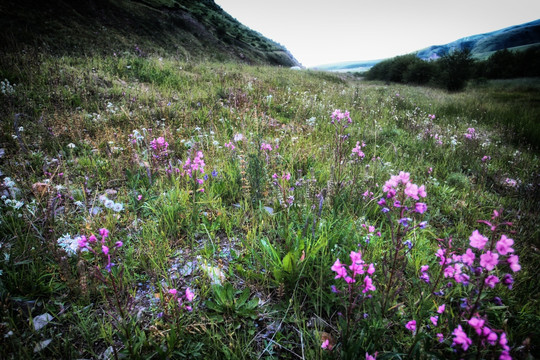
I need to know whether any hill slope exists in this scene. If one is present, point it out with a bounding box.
[416,18,540,60]
[315,19,540,72]
[0,0,299,66]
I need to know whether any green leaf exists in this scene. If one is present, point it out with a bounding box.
[282,252,294,273]
[236,288,250,308]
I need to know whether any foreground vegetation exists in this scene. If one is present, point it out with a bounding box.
[0,50,539,359]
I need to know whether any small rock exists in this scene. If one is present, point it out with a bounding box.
[33,339,52,353]
[33,313,53,331]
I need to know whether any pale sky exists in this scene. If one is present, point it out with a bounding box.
[214,0,540,67]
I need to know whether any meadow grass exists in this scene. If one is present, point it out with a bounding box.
[0,51,539,359]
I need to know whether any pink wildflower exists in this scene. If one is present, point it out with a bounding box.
[321,339,329,349]
[430,316,438,326]
[331,259,347,279]
[469,230,488,250]
[405,182,419,199]
[452,325,472,351]
[366,352,377,360]
[462,248,475,266]
[415,202,427,214]
[496,235,514,255]
[405,320,416,333]
[480,251,499,271]
[99,228,109,240]
[185,288,195,302]
[482,327,498,345]
[507,255,521,272]
[363,276,376,293]
[437,304,446,314]
[468,317,485,334]
[485,275,500,288]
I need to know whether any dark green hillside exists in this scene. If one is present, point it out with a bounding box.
[0,0,299,66]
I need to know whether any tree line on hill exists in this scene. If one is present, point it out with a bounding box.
[364,46,540,91]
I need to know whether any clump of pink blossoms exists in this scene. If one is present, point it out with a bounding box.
[167,287,195,312]
[182,150,206,191]
[331,250,376,292]
[78,227,122,272]
[150,137,169,162]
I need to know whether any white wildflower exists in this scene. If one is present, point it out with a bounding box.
[112,202,124,212]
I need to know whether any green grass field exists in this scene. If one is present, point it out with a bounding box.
[0,51,539,359]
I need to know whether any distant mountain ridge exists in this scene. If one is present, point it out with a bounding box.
[314,19,540,72]
[416,19,540,60]
[0,0,299,67]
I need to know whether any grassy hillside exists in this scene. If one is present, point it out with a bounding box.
[1,3,539,358]
[0,0,299,66]
[0,48,539,358]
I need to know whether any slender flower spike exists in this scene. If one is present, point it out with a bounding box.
[430,316,438,326]
[102,245,109,255]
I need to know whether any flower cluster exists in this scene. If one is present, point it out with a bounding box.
[1,79,16,96]
[464,127,476,140]
[331,250,376,292]
[98,195,124,212]
[57,233,84,256]
[167,287,195,312]
[78,228,123,272]
[182,151,205,179]
[260,142,273,152]
[419,211,519,357]
[330,109,352,124]
[378,171,428,218]
[150,137,169,162]
[435,226,519,291]
[351,141,366,159]
[272,172,294,208]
